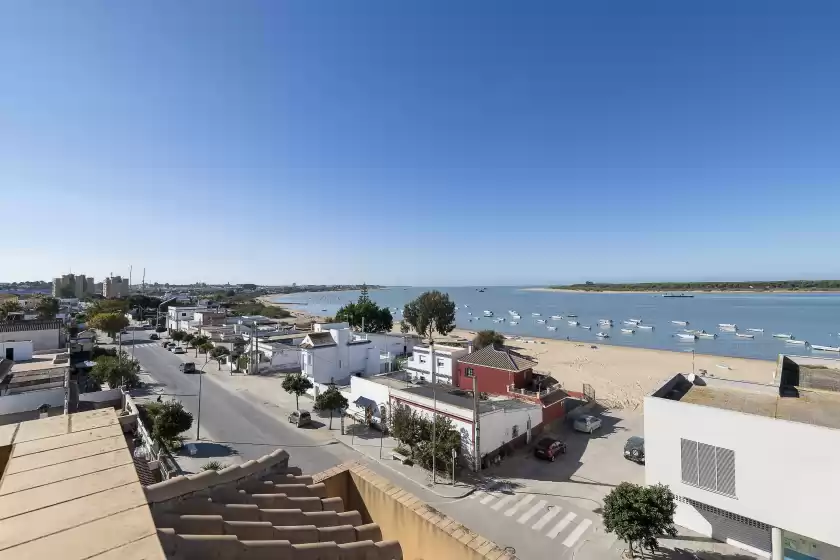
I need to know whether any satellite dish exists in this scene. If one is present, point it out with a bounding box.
[687,373,696,384]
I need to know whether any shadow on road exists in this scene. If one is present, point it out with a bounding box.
[177,441,239,459]
[655,548,760,560]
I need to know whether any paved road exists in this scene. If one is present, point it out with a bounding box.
[122,330,357,474]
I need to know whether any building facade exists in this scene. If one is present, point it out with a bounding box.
[0,320,63,351]
[102,275,130,299]
[406,344,468,385]
[52,273,96,298]
[299,328,381,388]
[645,356,840,560]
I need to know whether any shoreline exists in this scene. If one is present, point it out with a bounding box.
[262,293,778,410]
[526,287,840,294]
[257,295,332,325]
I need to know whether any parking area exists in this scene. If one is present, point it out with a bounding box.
[484,407,645,513]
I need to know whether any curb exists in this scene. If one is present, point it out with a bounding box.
[333,438,476,499]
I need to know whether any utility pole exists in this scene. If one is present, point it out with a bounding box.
[472,367,481,472]
[431,338,437,485]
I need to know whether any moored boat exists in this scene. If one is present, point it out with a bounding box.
[550,315,563,320]
[735,333,754,339]
[773,333,794,339]
[747,328,764,333]
[621,328,636,334]
[671,320,689,326]
[547,326,557,331]
[718,323,737,329]
[568,320,579,326]
[638,325,654,330]
[483,310,494,317]
[598,319,613,326]
[697,332,717,339]
[581,325,592,330]
[567,314,578,318]
[596,332,610,338]
[537,319,546,324]
[675,333,697,341]
[532,312,541,317]
[509,321,519,325]
[786,340,809,346]
[812,345,840,352]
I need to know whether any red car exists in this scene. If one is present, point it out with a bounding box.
[534,437,567,462]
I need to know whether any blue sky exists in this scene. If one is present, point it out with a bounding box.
[2,1,840,286]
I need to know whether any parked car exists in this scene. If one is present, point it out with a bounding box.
[149,333,160,340]
[624,436,645,463]
[172,346,186,354]
[288,410,312,427]
[534,437,566,462]
[573,415,602,434]
[178,362,196,374]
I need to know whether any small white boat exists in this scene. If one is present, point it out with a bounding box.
[493,318,504,323]
[735,333,754,339]
[638,325,654,330]
[697,332,717,339]
[773,333,794,339]
[598,319,613,325]
[511,314,521,320]
[671,320,689,326]
[550,315,563,320]
[596,332,610,338]
[675,333,697,341]
[786,340,809,346]
[581,325,592,330]
[719,326,737,331]
[467,312,472,315]
[568,320,579,326]
[812,345,840,352]
[718,323,737,329]
[463,304,468,308]
[621,328,636,334]
[567,314,578,318]
[509,321,519,325]
[547,326,557,331]
[508,310,518,315]
[483,310,494,317]
[747,328,764,333]
[537,319,546,324]
[623,320,641,326]
[532,312,541,317]
[629,318,643,323]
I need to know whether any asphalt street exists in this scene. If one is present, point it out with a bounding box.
[121,329,358,474]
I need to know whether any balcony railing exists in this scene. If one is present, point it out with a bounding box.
[507,381,565,399]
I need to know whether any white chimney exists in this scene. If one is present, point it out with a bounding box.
[467,342,474,354]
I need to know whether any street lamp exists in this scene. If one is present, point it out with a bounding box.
[196,362,209,440]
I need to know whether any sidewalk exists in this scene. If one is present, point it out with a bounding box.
[165,351,481,497]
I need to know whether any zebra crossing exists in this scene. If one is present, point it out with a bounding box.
[467,489,595,548]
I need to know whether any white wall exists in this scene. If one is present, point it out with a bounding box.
[358,333,418,357]
[302,331,380,385]
[644,394,840,548]
[479,404,540,455]
[406,346,467,385]
[349,376,392,420]
[314,322,350,332]
[390,389,476,455]
[259,344,300,370]
[0,328,60,351]
[0,340,33,361]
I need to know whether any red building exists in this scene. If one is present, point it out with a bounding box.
[456,344,570,425]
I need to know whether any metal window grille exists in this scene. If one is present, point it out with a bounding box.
[680,438,736,498]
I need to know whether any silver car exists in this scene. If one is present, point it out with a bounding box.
[573,415,602,434]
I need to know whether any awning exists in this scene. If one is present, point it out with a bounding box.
[354,396,377,410]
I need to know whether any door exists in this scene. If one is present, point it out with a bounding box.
[5,348,12,360]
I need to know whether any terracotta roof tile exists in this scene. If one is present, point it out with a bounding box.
[458,345,537,372]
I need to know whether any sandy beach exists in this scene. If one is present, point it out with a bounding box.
[261,294,778,410]
[257,295,332,325]
[448,329,778,410]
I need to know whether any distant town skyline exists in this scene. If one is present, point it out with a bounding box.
[3,1,840,285]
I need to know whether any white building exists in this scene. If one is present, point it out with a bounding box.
[0,320,63,351]
[299,328,380,391]
[349,371,541,466]
[246,339,301,373]
[102,275,130,299]
[645,355,840,560]
[406,344,469,385]
[167,305,209,331]
[0,340,33,362]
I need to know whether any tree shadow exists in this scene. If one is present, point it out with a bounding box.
[177,442,239,459]
[652,548,761,560]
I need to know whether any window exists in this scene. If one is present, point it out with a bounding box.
[419,355,427,364]
[511,425,519,438]
[437,359,445,368]
[681,439,736,498]
[465,367,474,378]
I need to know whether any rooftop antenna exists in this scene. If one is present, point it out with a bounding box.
[142,268,146,293]
[129,265,132,289]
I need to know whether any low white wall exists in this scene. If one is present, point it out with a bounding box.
[0,340,33,361]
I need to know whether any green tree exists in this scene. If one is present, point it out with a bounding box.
[90,353,141,389]
[88,312,129,339]
[399,319,410,334]
[602,483,677,558]
[403,290,456,343]
[473,330,504,350]
[314,383,348,429]
[183,333,195,348]
[148,400,193,449]
[192,335,209,357]
[335,288,393,333]
[210,345,229,366]
[198,342,214,363]
[282,372,314,410]
[389,404,424,455]
[34,297,59,320]
[89,299,129,318]
[0,298,21,317]
[415,414,461,475]
[171,330,185,344]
